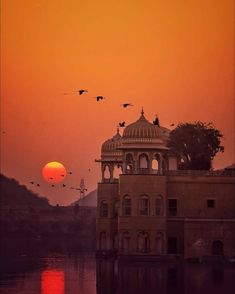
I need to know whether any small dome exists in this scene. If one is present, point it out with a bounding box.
[123,109,169,140]
[101,128,122,154]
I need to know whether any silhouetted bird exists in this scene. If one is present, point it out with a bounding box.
[153,116,159,126]
[121,103,133,108]
[60,174,65,177]
[119,122,125,127]
[51,184,55,187]
[37,184,40,187]
[62,184,66,187]
[77,89,88,95]
[30,181,34,185]
[95,96,105,102]
[68,172,72,175]
[49,177,54,180]
[88,169,91,172]
[170,123,175,127]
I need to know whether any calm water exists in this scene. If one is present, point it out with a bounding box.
[1,253,235,294]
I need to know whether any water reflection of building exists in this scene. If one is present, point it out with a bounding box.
[96,110,235,259]
[96,259,235,294]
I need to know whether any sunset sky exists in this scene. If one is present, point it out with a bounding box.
[1,0,234,205]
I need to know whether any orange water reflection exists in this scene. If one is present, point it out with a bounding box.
[41,270,64,294]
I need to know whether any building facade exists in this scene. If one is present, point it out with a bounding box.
[96,110,235,259]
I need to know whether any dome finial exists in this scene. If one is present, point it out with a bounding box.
[141,107,144,116]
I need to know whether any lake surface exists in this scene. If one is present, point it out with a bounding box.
[0,240,235,294]
[1,253,235,294]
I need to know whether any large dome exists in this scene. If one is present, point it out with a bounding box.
[123,110,169,140]
[101,129,122,156]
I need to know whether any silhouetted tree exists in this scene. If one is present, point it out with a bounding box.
[168,122,224,170]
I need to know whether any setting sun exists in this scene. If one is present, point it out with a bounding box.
[42,162,67,183]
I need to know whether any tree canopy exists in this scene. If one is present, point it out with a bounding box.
[168,122,224,170]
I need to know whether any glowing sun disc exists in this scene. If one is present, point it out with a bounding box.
[42,161,67,183]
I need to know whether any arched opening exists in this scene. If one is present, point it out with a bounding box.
[122,232,130,253]
[156,232,163,254]
[152,153,161,174]
[100,232,107,250]
[104,165,111,179]
[156,195,163,216]
[139,154,149,170]
[139,195,149,216]
[126,154,134,174]
[100,200,108,217]
[113,164,122,178]
[212,240,224,255]
[137,231,149,253]
[123,195,131,216]
[152,159,159,172]
[113,200,119,217]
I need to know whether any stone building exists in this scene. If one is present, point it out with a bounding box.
[96,110,235,259]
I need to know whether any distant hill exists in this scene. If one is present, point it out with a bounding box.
[71,189,97,207]
[0,174,50,209]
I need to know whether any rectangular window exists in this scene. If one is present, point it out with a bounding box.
[168,199,177,216]
[207,199,215,208]
[168,237,177,254]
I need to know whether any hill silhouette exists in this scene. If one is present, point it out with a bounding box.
[71,189,97,207]
[0,174,50,209]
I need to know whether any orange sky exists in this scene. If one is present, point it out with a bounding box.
[1,0,234,205]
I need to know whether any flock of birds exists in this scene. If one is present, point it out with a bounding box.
[2,88,177,196]
[63,88,175,129]
[29,169,88,194]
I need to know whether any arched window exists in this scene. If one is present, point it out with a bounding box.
[104,165,111,179]
[140,195,149,216]
[126,154,134,174]
[156,232,163,254]
[152,159,159,171]
[113,164,122,178]
[122,231,130,253]
[137,231,149,253]
[100,231,107,250]
[123,196,131,216]
[113,200,119,217]
[139,154,148,169]
[113,232,118,250]
[100,200,108,217]
[156,195,163,216]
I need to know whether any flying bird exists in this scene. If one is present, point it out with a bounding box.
[121,103,133,108]
[119,122,125,127]
[62,184,66,187]
[60,174,65,177]
[51,184,55,187]
[68,172,73,175]
[36,184,40,187]
[95,96,105,102]
[30,181,34,185]
[170,123,175,127]
[49,177,54,180]
[88,169,91,172]
[77,89,88,95]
